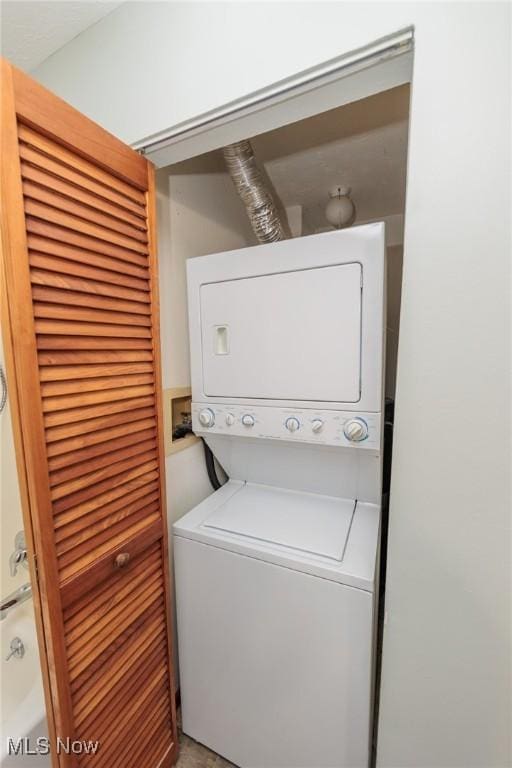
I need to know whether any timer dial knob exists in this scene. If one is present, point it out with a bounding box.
[285,417,300,433]
[241,414,255,427]
[198,408,215,428]
[343,418,368,442]
[311,419,324,433]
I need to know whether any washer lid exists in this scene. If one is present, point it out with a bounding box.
[202,483,355,562]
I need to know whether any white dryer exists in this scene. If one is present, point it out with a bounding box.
[174,224,386,768]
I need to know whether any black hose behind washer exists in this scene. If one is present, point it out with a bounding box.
[202,437,223,491]
[172,422,225,491]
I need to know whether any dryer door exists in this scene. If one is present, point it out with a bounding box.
[200,262,362,403]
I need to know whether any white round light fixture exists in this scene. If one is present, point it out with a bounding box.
[325,185,355,229]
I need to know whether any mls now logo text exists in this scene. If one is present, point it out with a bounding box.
[8,737,100,756]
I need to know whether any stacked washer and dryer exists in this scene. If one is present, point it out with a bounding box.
[174,223,386,768]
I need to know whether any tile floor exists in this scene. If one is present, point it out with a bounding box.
[176,731,234,768]
[176,711,235,768]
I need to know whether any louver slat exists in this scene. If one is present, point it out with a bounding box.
[2,59,177,768]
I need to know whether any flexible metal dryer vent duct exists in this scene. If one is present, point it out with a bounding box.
[223,140,285,244]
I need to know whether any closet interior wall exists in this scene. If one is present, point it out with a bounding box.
[156,85,409,678]
[156,154,254,677]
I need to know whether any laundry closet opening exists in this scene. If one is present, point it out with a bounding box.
[156,80,410,684]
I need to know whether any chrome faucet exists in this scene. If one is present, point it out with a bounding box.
[0,583,32,621]
[9,531,28,577]
[5,637,25,661]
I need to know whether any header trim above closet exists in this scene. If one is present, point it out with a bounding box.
[135,27,413,167]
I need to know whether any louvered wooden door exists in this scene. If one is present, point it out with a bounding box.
[1,60,177,767]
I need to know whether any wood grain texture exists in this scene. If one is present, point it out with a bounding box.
[22,180,148,240]
[26,217,149,266]
[31,269,151,304]
[28,238,151,282]
[1,57,76,767]
[21,161,146,227]
[1,58,177,767]
[12,69,148,190]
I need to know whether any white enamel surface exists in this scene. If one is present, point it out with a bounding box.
[178,163,383,766]
[192,402,381,451]
[202,482,355,561]
[188,224,385,413]
[204,434,382,505]
[1,336,48,765]
[200,262,362,403]
[175,534,375,768]
[0,606,48,767]
[174,480,379,592]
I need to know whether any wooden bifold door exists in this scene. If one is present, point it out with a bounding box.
[1,59,178,767]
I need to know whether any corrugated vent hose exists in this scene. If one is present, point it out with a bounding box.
[201,140,285,491]
[223,140,285,243]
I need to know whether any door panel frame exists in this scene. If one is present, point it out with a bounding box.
[136,27,413,167]
[1,58,177,767]
[10,62,148,190]
[1,58,76,763]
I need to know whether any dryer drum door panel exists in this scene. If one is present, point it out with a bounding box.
[200,263,362,402]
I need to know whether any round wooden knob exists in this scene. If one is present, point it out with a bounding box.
[114,552,130,569]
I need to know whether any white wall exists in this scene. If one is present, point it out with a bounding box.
[0,337,47,748]
[33,1,412,146]
[157,153,253,529]
[0,340,26,599]
[156,155,252,678]
[33,3,511,766]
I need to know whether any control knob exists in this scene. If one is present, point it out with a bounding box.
[225,413,235,426]
[198,408,215,428]
[285,417,300,432]
[311,419,324,433]
[241,414,255,427]
[343,417,368,442]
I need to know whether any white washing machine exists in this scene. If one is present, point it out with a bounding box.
[174,224,386,768]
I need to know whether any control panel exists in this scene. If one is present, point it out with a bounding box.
[192,403,381,450]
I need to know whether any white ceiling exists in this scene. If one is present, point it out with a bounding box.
[1,1,123,72]
[252,85,410,234]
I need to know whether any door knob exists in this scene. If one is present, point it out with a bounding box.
[114,552,130,569]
